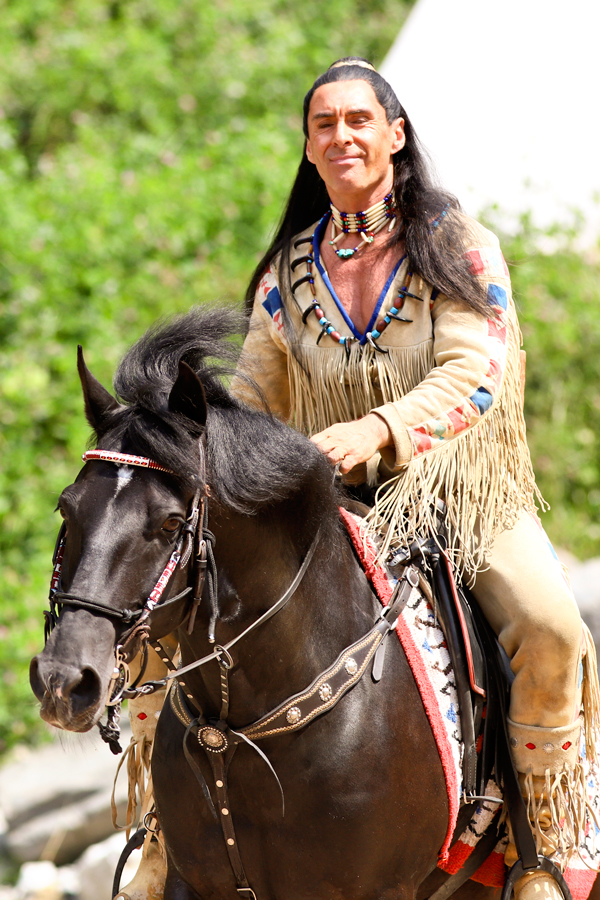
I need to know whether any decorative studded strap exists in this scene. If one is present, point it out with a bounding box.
[82,449,174,474]
[169,567,419,743]
[206,751,255,896]
[241,629,383,740]
[240,566,419,741]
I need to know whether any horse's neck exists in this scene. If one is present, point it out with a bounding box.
[180,506,377,726]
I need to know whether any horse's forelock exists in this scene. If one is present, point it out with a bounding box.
[113,306,244,412]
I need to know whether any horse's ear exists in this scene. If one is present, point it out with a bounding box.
[168,360,208,427]
[77,345,122,430]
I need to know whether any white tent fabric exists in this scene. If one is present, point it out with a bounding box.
[380,0,600,244]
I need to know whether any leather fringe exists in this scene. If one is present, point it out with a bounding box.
[111,734,150,838]
[517,629,600,875]
[522,766,587,868]
[288,340,434,435]
[287,314,543,578]
[582,623,600,767]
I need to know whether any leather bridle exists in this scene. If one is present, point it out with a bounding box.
[42,437,322,749]
[45,444,208,645]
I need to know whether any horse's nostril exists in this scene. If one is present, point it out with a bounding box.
[68,667,101,710]
[29,657,45,702]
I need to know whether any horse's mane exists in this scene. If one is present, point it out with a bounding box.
[95,307,340,531]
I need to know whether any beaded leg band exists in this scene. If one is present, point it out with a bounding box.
[507,718,585,870]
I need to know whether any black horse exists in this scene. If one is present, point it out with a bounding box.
[30,308,495,900]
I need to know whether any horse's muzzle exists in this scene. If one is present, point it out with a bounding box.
[29,656,106,732]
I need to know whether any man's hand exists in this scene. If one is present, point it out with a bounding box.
[310,413,392,475]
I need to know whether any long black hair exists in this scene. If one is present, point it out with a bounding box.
[245,58,488,317]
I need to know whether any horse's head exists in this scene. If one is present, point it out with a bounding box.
[30,346,208,732]
[30,307,341,735]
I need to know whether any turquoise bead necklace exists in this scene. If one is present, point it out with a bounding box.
[292,201,450,355]
[329,191,397,259]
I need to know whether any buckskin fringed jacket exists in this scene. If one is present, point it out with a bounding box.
[232,212,542,577]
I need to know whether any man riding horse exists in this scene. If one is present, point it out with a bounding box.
[118,59,598,900]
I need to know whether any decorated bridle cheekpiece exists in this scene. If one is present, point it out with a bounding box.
[47,449,204,637]
[44,446,210,750]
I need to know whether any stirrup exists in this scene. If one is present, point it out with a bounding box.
[112,827,147,899]
[501,857,573,900]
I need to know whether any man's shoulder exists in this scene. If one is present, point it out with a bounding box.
[447,207,501,251]
[447,209,509,282]
[258,220,321,285]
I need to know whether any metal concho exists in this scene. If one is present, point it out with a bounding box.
[198,725,228,753]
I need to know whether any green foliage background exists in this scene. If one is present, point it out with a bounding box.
[0,0,415,756]
[1,0,600,758]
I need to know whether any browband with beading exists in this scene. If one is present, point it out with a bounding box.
[82,449,174,474]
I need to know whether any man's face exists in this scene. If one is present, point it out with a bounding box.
[306,80,405,204]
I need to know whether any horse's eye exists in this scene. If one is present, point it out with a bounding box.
[162,517,181,533]
[59,508,67,520]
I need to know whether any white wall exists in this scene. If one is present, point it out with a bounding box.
[381,0,600,243]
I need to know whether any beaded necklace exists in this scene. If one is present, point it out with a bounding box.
[290,203,450,356]
[329,191,397,259]
[291,234,420,357]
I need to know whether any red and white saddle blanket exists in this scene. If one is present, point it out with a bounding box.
[340,509,600,900]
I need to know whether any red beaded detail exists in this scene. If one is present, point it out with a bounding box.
[82,449,174,474]
[562,741,572,750]
[525,742,537,750]
[137,712,148,720]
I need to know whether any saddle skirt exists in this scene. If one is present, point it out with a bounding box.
[339,509,600,900]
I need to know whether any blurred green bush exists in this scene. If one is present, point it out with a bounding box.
[0,0,413,755]
[2,0,600,761]
[503,221,600,560]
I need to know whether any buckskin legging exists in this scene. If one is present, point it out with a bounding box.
[471,509,583,729]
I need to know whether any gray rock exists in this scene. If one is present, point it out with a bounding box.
[7,787,128,868]
[15,860,62,899]
[0,887,19,900]
[0,723,132,867]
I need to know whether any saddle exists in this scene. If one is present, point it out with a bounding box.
[340,495,561,900]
